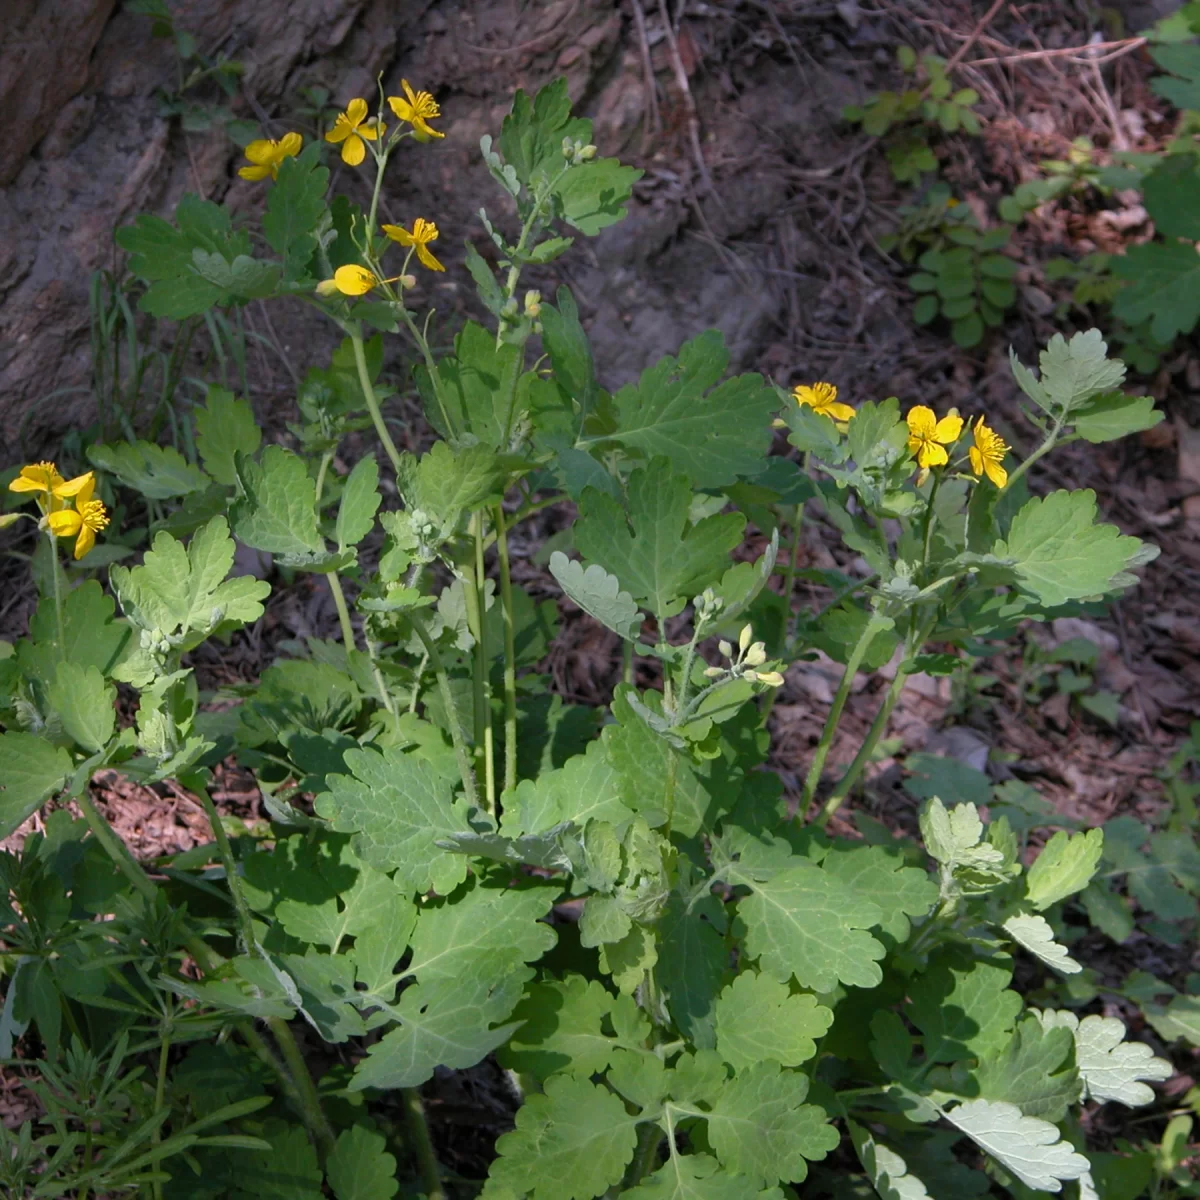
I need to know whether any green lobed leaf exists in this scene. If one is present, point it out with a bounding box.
[575,459,745,621]
[275,854,407,953]
[88,439,211,499]
[541,286,597,416]
[1112,240,1200,342]
[607,332,778,488]
[1025,827,1104,910]
[335,455,381,550]
[401,877,557,989]
[907,949,1022,1064]
[262,142,329,280]
[403,440,508,538]
[553,156,642,235]
[658,889,730,1050]
[351,967,528,1091]
[314,745,472,894]
[1140,153,1200,240]
[714,971,832,1071]
[325,1124,398,1200]
[821,843,938,942]
[47,661,116,753]
[109,515,270,640]
[502,976,649,1079]
[0,733,72,840]
[704,1062,838,1187]
[1009,329,1126,416]
[996,490,1153,607]
[625,1154,763,1200]
[848,1121,934,1200]
[549,551,645,640]
[1072,391,1164,444]
[419,320,523,447]
[975,1015,1080,1121]
[231,445,325,558]
[21,580,130,683]
[488,1073,640,1200]
[191,250,280,299]
[1001,913,1082,975]
[942,1099,1090,1192]
[1033,1010,1173,1107]
[194,386,262,486]
[725,856,888,992]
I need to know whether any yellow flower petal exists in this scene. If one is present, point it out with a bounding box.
[381,222,414,246]
[416,243,445,272]
[47,509,82,537]
[345,98,369,128]
[933,413,964,445]
[905,405,937,439]
[969,445,984,477]
[278,131,303,157]
[54,471,94,499]
[333,265,379,296]
[74,524,96,559]
[243,139,277,165]
[325,116,352,144]
[827,400,856,422]
[985,458,1008,488]
[358,119,382,142]
[916,441,949,469]
[239,163,272,181]
[341,133,367,166]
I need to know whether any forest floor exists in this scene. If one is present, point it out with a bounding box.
[1,0,1198,1177]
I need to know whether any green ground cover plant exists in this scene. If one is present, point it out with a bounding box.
[0,71,1191,1199]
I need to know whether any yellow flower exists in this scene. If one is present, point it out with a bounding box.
[387,80,444,141]
[238,132,303,181]
[381,218,445,272]
[327,265,382,296]
[9,461,66,500]
[8,461,94,515]
[45,472,109,560]
[968,416,1009,488]
[793,381,855,423]
[906,405,964,469]
[324,99,383,166]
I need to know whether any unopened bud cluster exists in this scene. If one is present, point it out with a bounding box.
[561,136,598,166]
[704,623,785,688]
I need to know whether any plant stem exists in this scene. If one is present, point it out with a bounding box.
[921,470,942,573]
[350,330,404,476]
[410,610,482,810]
[401,1087,447,1200]
[801,615,891,814]
[327,571,356,654]
[465,513,495,808]
[266,1014,337,1160]
[817,663,911,828]
[47,532,65,657]
[493,504,519,795]
[1002,415,1063,495]
[151,1026,171,1200]
[625,1123,665,1187]
[76,790,157,902]
[184,772,259,957]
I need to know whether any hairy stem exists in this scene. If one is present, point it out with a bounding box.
[817,664,911,828]
[267,1014,337,1160]
[1002,414,1064,495]
[351,330,404,476]
[327,572,356,655]
[493,504,519,796]
[801,615,891,813]
[402,1087,447,1200]
[47,532,65,657]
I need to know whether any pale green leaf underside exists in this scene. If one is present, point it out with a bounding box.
[0,732,72,840]
[549,551,645,640]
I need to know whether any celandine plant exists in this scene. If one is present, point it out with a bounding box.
[0,75,1183,1199]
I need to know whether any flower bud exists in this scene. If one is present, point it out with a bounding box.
[399,274,418,290]
[738,624,752,653]
[315,278,339,296]
[744,642,767,667]
[579,143,597,161]
[524,289,542,317]
[742,669,759,683]
[703,666,724,678]
[561,135,575,159]
[756,671,785,687]
[718,640,733,659]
